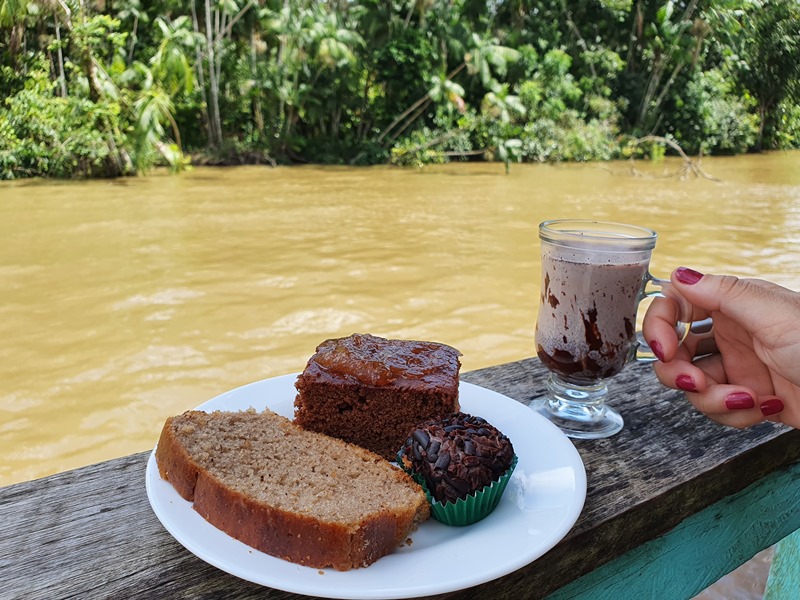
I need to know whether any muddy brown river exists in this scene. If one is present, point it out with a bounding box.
[2,153,799,487]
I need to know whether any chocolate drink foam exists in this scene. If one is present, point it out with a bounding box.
[536,252,647,385]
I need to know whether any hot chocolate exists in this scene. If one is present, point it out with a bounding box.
[535,255,647,384]
[532,219,664,439]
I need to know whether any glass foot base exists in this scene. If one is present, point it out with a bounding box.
[528,375,624,439]
[530,397,623,439]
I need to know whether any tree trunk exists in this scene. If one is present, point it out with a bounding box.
[204,0,223,149]
[190,0,213,146]
[377,62,466,145]
[250,27,264,137]
[54,18,67,97]
[757,103,767,151]
[126,14,138,64]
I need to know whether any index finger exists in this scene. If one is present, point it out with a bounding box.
[642,295,710,362]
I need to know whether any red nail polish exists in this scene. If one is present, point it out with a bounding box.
[675,267,704,285]
[649,339,665,362]
[725,392,755,410]
[675,374,698,392]
[760,399,785,416]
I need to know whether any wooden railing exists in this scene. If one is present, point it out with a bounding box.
[3,357,799,599]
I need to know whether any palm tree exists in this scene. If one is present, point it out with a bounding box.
[117,0,149,65]
[262,1,364,155]
[150,15,199,98]
[122,15,199,170]
[376,33,520,145]
[0,0,28,66]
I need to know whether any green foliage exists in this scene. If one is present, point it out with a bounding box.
[511,48,622,163]
[764,100,800,150]
[733,0,800,148]
[150,16,199,96]
[665,68,758,155]
[1,0,800,178]
[0,64,125,179]
[519,115,620,163]
[390,128,451,167]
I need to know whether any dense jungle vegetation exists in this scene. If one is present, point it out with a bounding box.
[1,0,799,179]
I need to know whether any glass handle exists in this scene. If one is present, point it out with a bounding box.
[635,273,693,362]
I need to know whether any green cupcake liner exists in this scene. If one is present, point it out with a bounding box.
[398,454,518,526]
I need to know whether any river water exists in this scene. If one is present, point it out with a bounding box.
[1,153,799,488]
[3,153,798,598]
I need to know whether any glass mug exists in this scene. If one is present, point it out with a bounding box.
[531,219,688,439]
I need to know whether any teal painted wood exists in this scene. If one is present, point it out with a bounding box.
[765,527,800,600]
[544,461,800,600]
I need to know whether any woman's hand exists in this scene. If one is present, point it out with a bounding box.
[642,268,800,429]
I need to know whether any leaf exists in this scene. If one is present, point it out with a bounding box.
[657,1,674,24]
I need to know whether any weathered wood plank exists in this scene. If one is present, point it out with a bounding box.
[0,452,278,600]
[2,358,798,600]
[540,461,800,600]
[764,527,800,600]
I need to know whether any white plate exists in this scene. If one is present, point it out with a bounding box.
[146,374,586,599]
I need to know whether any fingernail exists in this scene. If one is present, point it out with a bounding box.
[675,267,704,285]
[725,392,755,410]
[676,374,698,392]
[760,398,785,416]
[649,339,665,362]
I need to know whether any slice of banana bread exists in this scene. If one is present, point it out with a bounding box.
[294,333,461,460]
[155,408,429,570]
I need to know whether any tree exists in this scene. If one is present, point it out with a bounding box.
[261,0,365,159]
[628,0,709,134]
[191,0,257,150]
[122,15,199,170]
[376,32,520,146]
[736,0,800,148]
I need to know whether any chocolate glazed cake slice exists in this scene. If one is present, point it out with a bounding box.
[294,333,461,460]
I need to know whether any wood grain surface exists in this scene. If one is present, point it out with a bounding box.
[765,527,800,600]
[544,462,800,599]
[2,358,798,600]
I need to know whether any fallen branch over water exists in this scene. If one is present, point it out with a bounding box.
[629,136,721,181]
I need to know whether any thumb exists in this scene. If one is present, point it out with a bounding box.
[672,268,797,335]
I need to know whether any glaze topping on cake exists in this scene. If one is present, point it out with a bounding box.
[294,333,461,460]
[400,412,515,504]
[307,333,460,388]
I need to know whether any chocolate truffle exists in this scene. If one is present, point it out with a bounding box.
[400,412,515,504]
